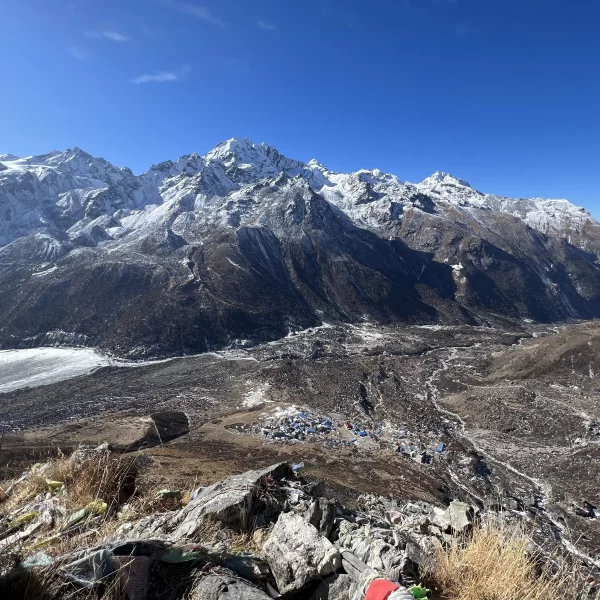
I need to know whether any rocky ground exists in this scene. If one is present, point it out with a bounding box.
[1,320,600,583]
[0,450,594,599]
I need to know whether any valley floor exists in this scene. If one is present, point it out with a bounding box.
[1,320,599,573]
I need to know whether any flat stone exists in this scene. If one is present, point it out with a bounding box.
[303,497,336,538]
[121,463,291,540]
[448,500,474,533]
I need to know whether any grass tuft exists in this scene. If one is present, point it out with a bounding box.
[427,521,597,600]
[1,449,140,517]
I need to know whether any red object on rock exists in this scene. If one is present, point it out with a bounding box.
[365,579,401,600]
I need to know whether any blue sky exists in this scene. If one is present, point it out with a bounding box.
[1,0,599,213]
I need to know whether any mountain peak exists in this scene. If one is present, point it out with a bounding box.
[199,138,313,187]
[307,158,329,171]
[57,147,95,163]
[44,148,117,173]
[421,171,472,188]
[207,137,257,159]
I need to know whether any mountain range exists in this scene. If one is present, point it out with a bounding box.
[2,138,600,358]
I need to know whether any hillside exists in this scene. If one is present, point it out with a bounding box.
[2,140,600,357]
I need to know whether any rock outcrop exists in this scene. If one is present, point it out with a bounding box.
[262,512,341,594]
[1,455,596,599]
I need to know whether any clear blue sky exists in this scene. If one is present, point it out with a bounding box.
[1,0,599,213]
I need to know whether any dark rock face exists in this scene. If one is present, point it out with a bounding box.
[2,140,600,358]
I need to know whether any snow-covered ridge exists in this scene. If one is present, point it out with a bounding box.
[0,138,596,250]
[415,167,594,237]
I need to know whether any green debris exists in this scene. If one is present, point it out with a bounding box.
[155,489,182,500]
[160,547,205,564]
[61,499,107,531]
[45,479,64,491]
[9,511,39,530]
[408,585,430,600]
[27,534,61,551]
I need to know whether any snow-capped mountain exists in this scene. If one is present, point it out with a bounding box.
[1,138,600,357]
[416,170,595,245]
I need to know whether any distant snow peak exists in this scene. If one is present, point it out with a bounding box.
[47,147,93,167]
[206,137,256,160]
[1,138,597,258]
[420,171,472,188]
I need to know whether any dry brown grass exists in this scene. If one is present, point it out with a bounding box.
[47,451,139,513]
[0,449,196,599]
[189,515,269,554]
[0,564,131,600]
[427,522,595,600]
[0,449,148,570]
[1,450,140,517]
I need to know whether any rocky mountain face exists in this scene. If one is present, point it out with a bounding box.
[1,139,599,358]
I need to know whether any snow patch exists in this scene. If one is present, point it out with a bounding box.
[0,348,114,394]
[243,383,273,408]
[31,266,58,277]
[264,405,303,420]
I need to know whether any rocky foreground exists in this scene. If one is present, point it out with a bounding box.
[0,446,597,599]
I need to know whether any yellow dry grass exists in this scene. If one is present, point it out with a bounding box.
[428,523,596,600]
[189,514,271,555]
[1,450,139,516]
[0,562,131,600]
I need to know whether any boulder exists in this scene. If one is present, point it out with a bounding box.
[262,512,341,594]
[430,500,475,534]
[429,506,451,531]
[43,412,190,452]
[336,521,404,576]
[309,573,352,600]
[121,463,291,540]
[222,555,270,581]
[173,463,291,537]
[447,500,474,534]
[405,536,441,572]
[144,411,191,448]
[304,497,336,537]
[190,574,271,600]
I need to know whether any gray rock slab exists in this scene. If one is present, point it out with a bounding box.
[263,512,341,594]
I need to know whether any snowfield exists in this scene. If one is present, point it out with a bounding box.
[0,348,114,394]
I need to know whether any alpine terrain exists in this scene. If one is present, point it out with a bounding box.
[1,138,600,357]
[1,140,600,598]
